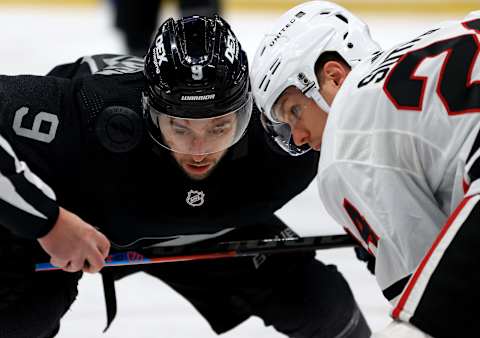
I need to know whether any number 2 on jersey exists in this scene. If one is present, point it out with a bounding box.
[384,19,480,115]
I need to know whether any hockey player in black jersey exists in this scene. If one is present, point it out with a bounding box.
[0,15,370,338]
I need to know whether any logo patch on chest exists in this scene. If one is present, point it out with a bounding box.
[186,190,205,207]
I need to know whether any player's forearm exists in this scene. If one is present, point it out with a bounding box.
[0,134,59,239]
[0,183,59,239]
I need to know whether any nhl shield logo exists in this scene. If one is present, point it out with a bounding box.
[186,190,205,207]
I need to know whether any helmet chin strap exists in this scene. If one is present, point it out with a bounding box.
[306,88,331,114]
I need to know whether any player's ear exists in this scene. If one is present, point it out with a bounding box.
[322,61,349,87]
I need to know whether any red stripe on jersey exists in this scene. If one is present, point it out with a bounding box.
[392,195,473,319]
[463,178,470,194]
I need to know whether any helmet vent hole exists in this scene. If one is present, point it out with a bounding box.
[343,32,349,40]
[270,59,281,75]
[264,79,271,92]
[335,14,348,24]
[260,45,267,56]
[259,74,267,89]
[320,11,330,15]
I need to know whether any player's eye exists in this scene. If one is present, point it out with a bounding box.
[288,105,302,123]
[209,122,232,136]
[171,121,190,135]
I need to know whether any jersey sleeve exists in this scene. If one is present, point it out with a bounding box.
[47,54,144,79]
[317,161,446,300]
[391,127,480,334]
[387,16,480,336]
[47,56,94,78]
[0,133,59,239]
[0,74,82,239]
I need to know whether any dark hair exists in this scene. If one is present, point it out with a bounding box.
[314,51,350,80]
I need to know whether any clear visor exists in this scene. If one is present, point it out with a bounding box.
[270,86,329,125]
[260,88,314,156]
[260,112,310,156]
[148,94,253,155]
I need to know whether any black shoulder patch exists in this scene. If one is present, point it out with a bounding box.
[95,106,143,153]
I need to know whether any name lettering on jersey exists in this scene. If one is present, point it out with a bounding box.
[268,11,305,47]
[186,190,205,207]
[225,32,238,64]
[357,28,439,88]
[153,34,168,74]
[181,94,216,101]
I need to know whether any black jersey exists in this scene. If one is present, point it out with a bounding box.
[0,55,319,245]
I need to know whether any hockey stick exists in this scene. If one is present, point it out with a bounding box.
[35,234,356,271]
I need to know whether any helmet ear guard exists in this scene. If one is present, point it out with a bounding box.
[143,15,253,155]
[251,1,381,155]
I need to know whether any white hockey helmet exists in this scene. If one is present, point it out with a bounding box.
[251,1,380,155]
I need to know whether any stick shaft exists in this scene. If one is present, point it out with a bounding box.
[35,234,355,271]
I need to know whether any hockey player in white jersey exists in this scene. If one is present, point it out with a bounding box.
[252,1,480,337]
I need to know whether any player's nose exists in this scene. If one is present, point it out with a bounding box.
[291,126,310,147]
[189,136,210,157]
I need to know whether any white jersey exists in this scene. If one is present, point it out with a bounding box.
[318,14,480,301]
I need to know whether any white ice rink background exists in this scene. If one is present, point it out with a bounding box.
[0,3,468,337]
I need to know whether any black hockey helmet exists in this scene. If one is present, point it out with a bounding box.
[143,15,252,155]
